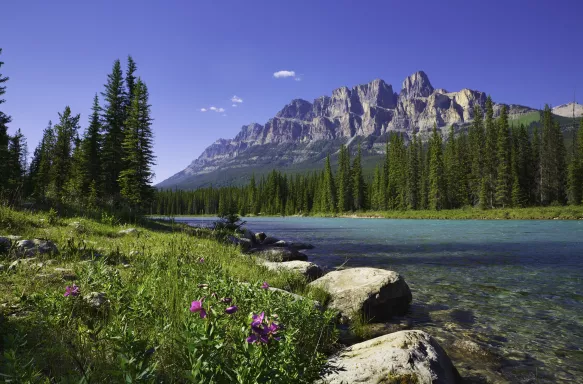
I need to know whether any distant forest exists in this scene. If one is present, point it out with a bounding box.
[153,98,583,216]
[0,49,155,218]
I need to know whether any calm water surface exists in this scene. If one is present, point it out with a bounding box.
[179,217,583,383]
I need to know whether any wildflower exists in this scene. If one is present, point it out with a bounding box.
[261,282,269,290]
[198,257,204,263]
[220,297,232,303]
[247,312,281,344]
[64,284,80,297]
[225,305,238,314]
[189,299,207,318]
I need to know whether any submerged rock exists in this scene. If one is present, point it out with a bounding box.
[309,267,412,323]
[320,330,461,384]
[260,260,323,281]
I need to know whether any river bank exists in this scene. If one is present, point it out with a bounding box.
[153,205,583,220]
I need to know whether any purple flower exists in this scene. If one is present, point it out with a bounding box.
[220,297,232,303]
[190,299,207,319]
[198,257,204,263]
[261,282,269,290]
[247,312,281,344]
[225,305,238,314]
[64,284,80,297]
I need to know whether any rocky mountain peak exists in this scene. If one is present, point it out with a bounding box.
[401,71,434,99]
[275,99,314,121]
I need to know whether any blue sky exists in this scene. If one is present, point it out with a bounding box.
[2,0,582,183]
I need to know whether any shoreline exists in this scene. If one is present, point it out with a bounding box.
[150,205,583,221]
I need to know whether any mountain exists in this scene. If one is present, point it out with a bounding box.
[158,71,539,189]
[552,102,583,118]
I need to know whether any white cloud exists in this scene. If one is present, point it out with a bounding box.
[232,104,237,107]
[273,70,296,78]
[200,108,207,112]
[210,106,218,111]
[231,95,243,103]
[294,76,302,82]
[217,107,225,113]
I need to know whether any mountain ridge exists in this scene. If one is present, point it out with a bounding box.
[158,71,555,189]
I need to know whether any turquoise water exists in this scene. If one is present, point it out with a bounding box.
[179,217,583,383]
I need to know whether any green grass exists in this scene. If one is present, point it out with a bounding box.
[0,206,337,383]
[311,205,583,220]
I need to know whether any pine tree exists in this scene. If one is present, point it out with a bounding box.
[321,155,336,212]
[101,59,126,198]
[484,96,497,208]
[33,121,55,199]
[406,134,420,210]
[429,124,445,211]
[495,106,511,207]
[352,144,365,210]
[469,105,485,205]
[79,94,102,196]
[51,107,80,201]
[540,105,567,204]
[7,129,27,202]
[0,48,12,196]
[119,79,155,209]
[336,144,351,211]
[568,118,583,204]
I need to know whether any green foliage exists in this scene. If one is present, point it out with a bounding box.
[0,207,337,383]
[429,125,445,211]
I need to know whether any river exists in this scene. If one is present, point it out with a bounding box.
[177,216,583,383]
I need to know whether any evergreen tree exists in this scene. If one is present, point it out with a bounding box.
[495,106,511,207]
[336,144,352,212]
[406,134,420,210]
[6,129,27,202]
[119,79,155,209]
[51,107,80,201]
[101,59,126,197]
[33,121,55,199]
[469,105,485,205]
[0,48,12,196]
[428,124,445,210]
[79,94,102,196]
[321,155,336,212]
[568,117,583,204]
[540,105,567,204]
[352,144,365,210]
[483,96,497,208]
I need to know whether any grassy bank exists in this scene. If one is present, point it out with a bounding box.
[156,205,583,221]
[0,207,336,383]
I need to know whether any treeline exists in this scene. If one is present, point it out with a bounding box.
[0,48,155,215]
[154,97,583,216]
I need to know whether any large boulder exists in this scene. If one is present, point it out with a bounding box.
[320,330,461,384]
[260,260,323,281]
[251,247,308,262]
[272,240,315,250]
[16,239,58,257]
[309,267,412,322]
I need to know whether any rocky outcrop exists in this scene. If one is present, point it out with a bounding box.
[320,330,461,384]
[260,260,323,281]
[158,71,538,189]
[15,239,58,257]
[309,267,412,322]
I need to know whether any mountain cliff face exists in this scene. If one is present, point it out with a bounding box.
[158,71,536,189]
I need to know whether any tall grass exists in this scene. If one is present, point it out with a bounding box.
[0,206,337,383]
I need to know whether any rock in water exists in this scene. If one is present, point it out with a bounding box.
[320,330,461,384]
[309,267,412,322]
[252,247,308,262]
[260,260,323,281]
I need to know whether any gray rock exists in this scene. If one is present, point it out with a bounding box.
[118,228,138,235]
[15,239,58,257]
[320,330,461,384]
[260,260,323,281]
[309,267,412,322]
[0,237,11,253]
[255,232,267,242]
[227,236,253,252]
[8,257,38,271]
[83,292,109,309]
[261,236,281,246]
[252,247,308,262]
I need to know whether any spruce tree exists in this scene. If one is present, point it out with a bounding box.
[34,121,55,199]
[0,48,12,196]
[406,134,420,210]
[495,106,511,207]
[469,105,485,205]
[51,107,80,201]
[484,96,496,208]
[352,144,365,210]
[428,124,445,210]
[568,118,583,204]
[6,129,27,202]
[322,155,336,212]
[336,144,351,212]
[101,59,126,198]
[119,79,155,209]
[80,94,102,196]
[540,105,567,204]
